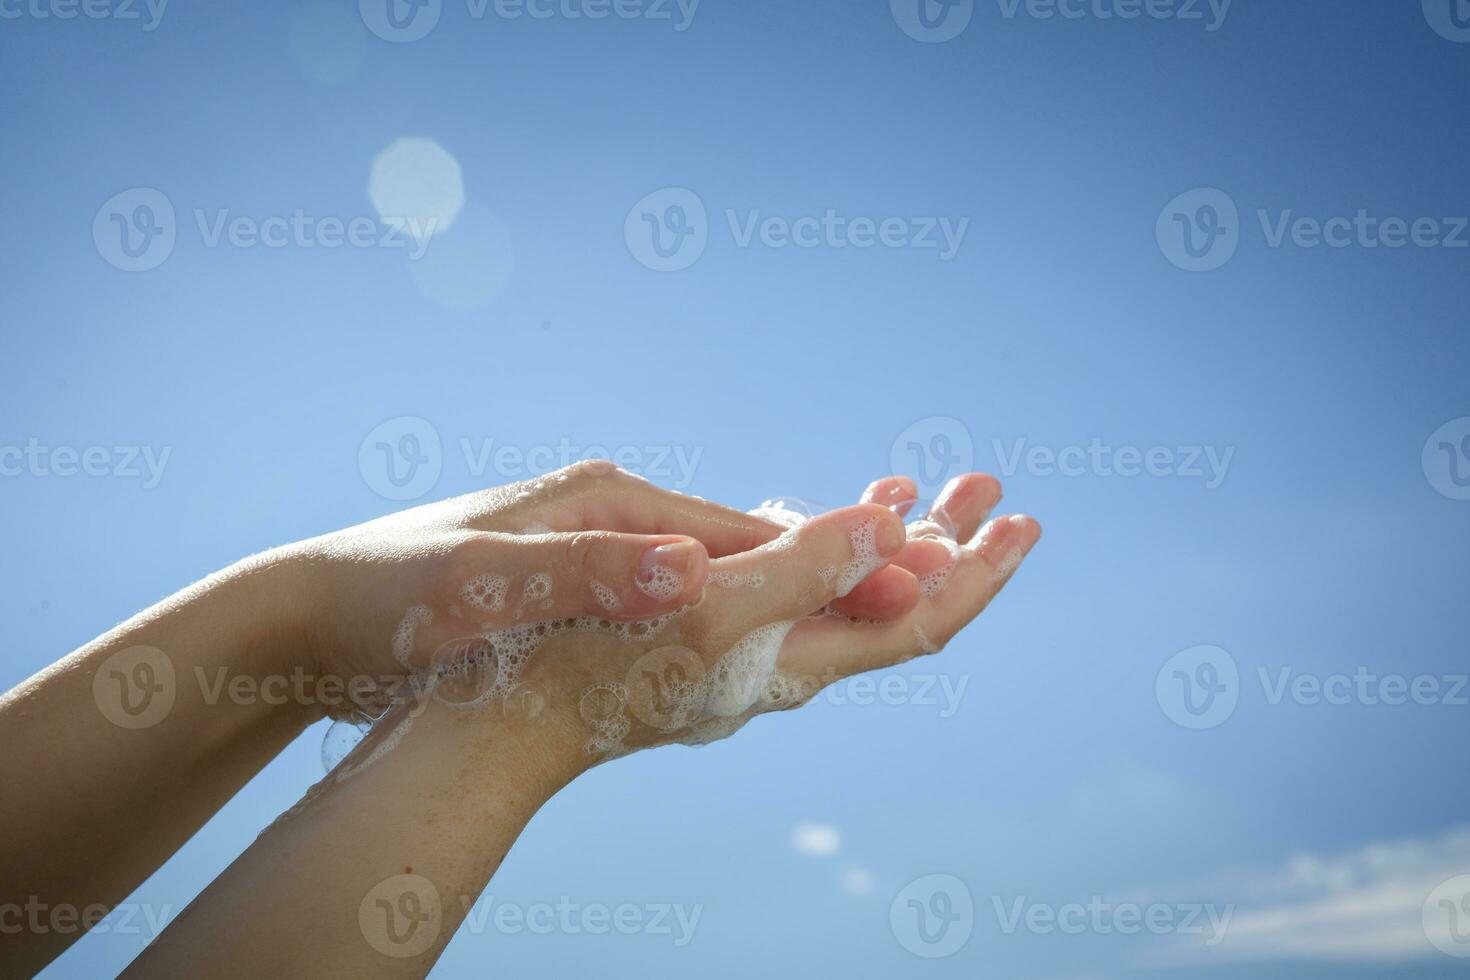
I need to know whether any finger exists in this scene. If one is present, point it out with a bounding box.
[828,564,921,621]
[778,514,1041,681]
[708,503,906,633]
[451,530,709,626]
[914,473,1003,544]
[828,535,954,619]
[827,475,925,621]
[467,462,784,558]
[861,476,919,516]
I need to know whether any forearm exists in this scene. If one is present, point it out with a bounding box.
[126,695,590,978]
[0,556,316,973]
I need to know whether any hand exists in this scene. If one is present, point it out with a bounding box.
[269,460,788,719]
[306,464,1037,776]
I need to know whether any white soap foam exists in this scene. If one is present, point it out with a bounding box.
[701,620,797,717]
[833,517,883,598]
[580,683,631,756]
[590,578,621,612]
[460,574,507,613]
[523,571,552,600]
[916,538,961,599]
[391,604,433,666]
[710,570,765,589]
[636,564,684,602]
[995,548,1024,578]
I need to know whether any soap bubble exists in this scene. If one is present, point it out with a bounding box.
[321,715,373,772]
[749,497,826,528]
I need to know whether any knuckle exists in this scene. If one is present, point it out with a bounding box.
[562,459,621,484]
[560,530,609,574]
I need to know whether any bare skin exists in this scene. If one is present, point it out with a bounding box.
[0,462,1038,977]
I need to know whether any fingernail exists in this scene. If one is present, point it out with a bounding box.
[866,479,918,513]
[636,540,699,600]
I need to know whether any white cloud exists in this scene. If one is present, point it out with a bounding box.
[790,822,841,857]
[840,867,875,896]
[1129,825,1470,964]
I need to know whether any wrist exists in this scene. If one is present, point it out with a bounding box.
[210,548,325,700]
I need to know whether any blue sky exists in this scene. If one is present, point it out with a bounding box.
[2,0,1469,976]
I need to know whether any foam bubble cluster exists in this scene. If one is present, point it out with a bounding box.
[589,579,621,611]
[636,565,684,602]
[523,572,552,601]
[392,604,432,666]
[460,574,507,612]
[833,517,883,598]
[701,620,797,717]
[710,570,764,589]
[916,538,960,599]
[580,683,631,756]
[432,607,687,711]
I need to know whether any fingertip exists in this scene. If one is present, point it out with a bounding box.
[968,513,1041,577]
[862,475,919,515]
